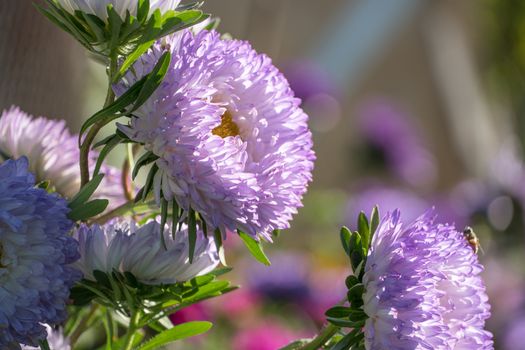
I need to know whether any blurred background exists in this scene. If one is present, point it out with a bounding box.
[2,0,525,349]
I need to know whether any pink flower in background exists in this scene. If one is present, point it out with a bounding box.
[232,324,303,350]
[169,304,211,325]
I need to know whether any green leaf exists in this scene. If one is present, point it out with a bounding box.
[172,199,180,238]
[327,317,365,329]
[69,174,105,209]
[357,212,370,252]
[137,322,212,350]
[330,330,357,350]
[370,206,380,237]
[340,226,352,257]
[160,198,169,249]
[325,306,351,318]
[69,199,109,221]
[278,339,312,350]
[132,151,159,179]
[115,39,156,80]
[139,164,159,202]
[132,51,171,110]
[188,208,197,263]
[345,275,359,289]
[93,134,122,176]
[39,339,51,350]
[107,5,124,53]
[79,76,146,141]
[137,0,151,23]
[213,228,227,266]
[238,231,271,266]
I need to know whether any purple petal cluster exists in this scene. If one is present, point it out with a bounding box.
[0,158,81,349]
[116,30,315,240]
[363,210,493,349]
[0,106,124,208]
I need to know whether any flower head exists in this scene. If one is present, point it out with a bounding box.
[73,220,219,285]
[0,106,123,208]
[55,0,180,20]
[0,157,81,348]
[363,210,493,349]
[116,30,315,240]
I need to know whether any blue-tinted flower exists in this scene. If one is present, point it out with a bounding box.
[22,325,70,350]
[363,210,493,349]
[0,158,81,348]
[55,0,180,20]
[73,220,219,285]
[116,30,315,240]
[0,106,123,208]
[245,252,312,303]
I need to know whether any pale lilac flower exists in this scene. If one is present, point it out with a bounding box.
[55,0,180,20]
[0,158,81,349]
[363,210,493,349]
[73,220,219,285]
[0,106,124,208]
[116,30,315,240]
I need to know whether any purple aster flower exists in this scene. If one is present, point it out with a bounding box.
[0,106,124,208]
[0,157,81,349]
[357,99,436,188]
[73,220,219,285]
[55,0,180,20]
[363,210,493,349]
[116,30,315,240]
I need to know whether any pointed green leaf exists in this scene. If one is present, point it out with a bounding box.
[132,51,171,110]
[69,199,109,221]
[137,321,212,350]
[340,226,352,257]
[188,208,197,263]
[93,134,122,176]
[132,151,159,180]
[357,212,370,252]
[69,174,105,209]
[238,231,271,266]
[79,76,146,141]
[160,198,169,249]
[213,228,227,266]
[370,206,380,237]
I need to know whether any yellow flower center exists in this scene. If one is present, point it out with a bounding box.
[212,111,240,138]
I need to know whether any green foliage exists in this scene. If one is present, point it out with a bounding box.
[137,321,212,350]
[238,231,271,266]
[36,0,209,62]
[68,174,109,221]
[321,207,380,350]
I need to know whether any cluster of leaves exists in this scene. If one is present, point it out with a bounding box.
[37,0,207,69]
[69,268,235,348]
[323,207,379,350]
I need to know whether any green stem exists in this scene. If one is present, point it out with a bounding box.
[69,304,100,347]
[122,310,142,350]
[298,323,340,350]
[79,55,118,188]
